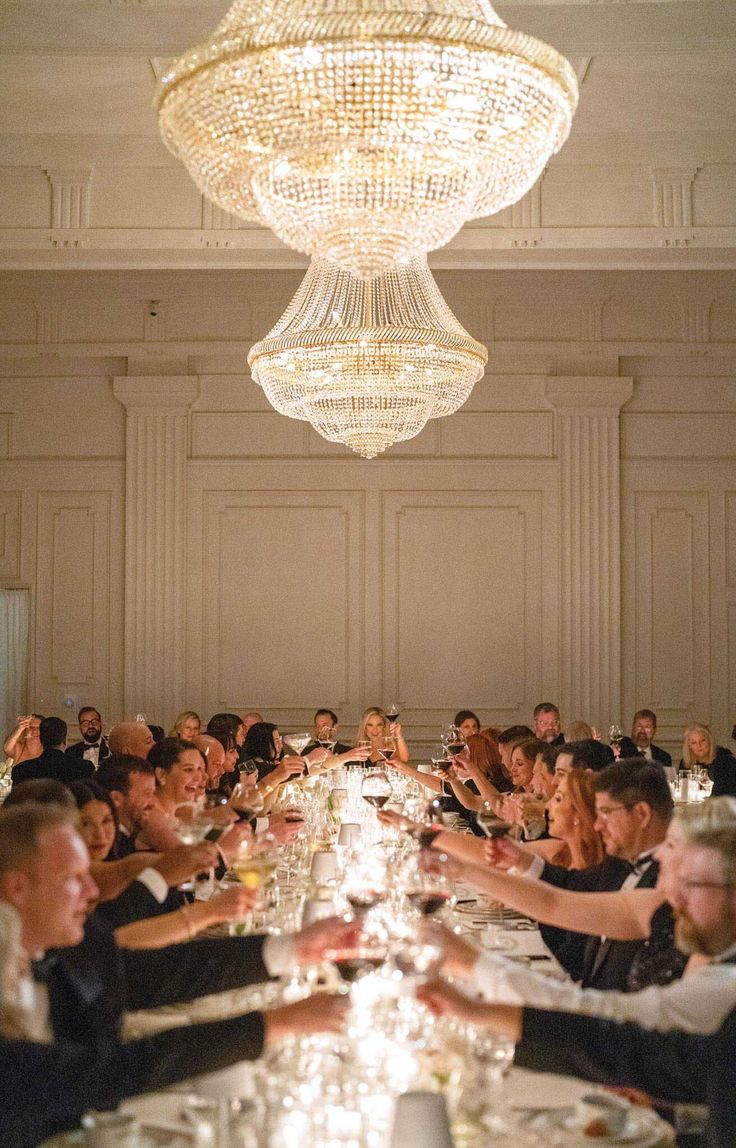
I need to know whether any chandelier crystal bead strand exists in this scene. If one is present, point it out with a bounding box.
[248,258,487,458]
[156,0,578,278]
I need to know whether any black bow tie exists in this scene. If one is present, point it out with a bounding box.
[625,857,652,878]
[31,954,59,983]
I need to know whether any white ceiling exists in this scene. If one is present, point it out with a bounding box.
[0,0,734,269]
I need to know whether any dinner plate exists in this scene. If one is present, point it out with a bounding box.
[527,1105,668,1146]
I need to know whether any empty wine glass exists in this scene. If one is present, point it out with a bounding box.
[609,723,624,756]
[173,805,215,891]
[287,732,311,754]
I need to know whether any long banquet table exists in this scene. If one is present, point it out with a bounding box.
[47,763,676,1148]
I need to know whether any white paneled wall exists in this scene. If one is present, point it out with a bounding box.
[0,268,734,757]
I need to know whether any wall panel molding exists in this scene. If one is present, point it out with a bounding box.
[380,489,545,732]
[0,491,21,579]
[197,489,365,721]
[34,489,113,716]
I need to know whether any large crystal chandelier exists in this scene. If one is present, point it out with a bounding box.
[248,259,487,458]
[157,1,578,278]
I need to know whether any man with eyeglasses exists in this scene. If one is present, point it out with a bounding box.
[420,823,736,1147]
[65,707,111,771]
[493,759,673,988]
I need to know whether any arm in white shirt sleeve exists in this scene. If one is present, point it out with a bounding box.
[262,934,296,977]
[509,854,545,881]
[468,953,736,1035]
[135,867,169,903]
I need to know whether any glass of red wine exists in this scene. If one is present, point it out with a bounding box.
[476,800,512,838]
[385,702,400,723]
[406,851,455,917]
[361,768,392,810]
[376,736,396,764]
[441,724,466,759]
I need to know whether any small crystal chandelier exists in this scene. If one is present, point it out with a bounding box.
[157,1,578,278]
[247,259,487,458]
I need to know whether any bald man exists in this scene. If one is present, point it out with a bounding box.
[240,711,264,733]
[195,734,227,790]
[108,722,154,760]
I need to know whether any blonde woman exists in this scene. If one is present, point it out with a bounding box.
[168,711,201,740]
[356,707,409,766]
[681,722,736,797]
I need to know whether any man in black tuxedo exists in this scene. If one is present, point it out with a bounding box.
[488,759,673,988]
[0,802,351,1148]
[95,753,157,857]
[11,717,93,786]
[423,826,736,1147]
[631,708,674,773]
[65,706,111,771]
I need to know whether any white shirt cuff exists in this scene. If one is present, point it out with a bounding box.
[255,817,269,834]
[467,952,526,1005]
[137,867,169,903]
[262,934,297,977]
[510,853,544,880]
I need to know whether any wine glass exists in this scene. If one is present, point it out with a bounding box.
[376,735,396,763]
[697,768,714,797]
[317,726,337,752]
[475,801,512,839]
[405,851,455,917]
[173,805,215,891]
[230,781,266,820]
[430,743,453,776]
[342,854,388,916]
[609,723,624,756]
[441,724,466,758]
[361,769,392,810]
[385,701,400,723]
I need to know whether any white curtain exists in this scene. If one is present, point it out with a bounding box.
[0,589,30,744]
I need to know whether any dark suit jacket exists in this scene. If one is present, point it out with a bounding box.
[515,1000,736,1148]
[65,736,111,766]
[539,856,660,989]
[93,876,186,928]
[11,747,94,786]
[0,915,277,1148]
[48,914,272,1041]
[0,1013,266,1148]
[650,743,673,770]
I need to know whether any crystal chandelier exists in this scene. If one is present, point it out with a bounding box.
[156,1,578,278]
[247,259,487,458]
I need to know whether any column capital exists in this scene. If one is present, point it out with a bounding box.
[113,376,199,413]
[546,377,633,414]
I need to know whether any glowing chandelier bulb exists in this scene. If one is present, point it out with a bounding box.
[248,259,487,459]
[156,1,578,278]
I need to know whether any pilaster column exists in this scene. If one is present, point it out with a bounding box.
[113,376,199,720]
[546,377,633,730]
